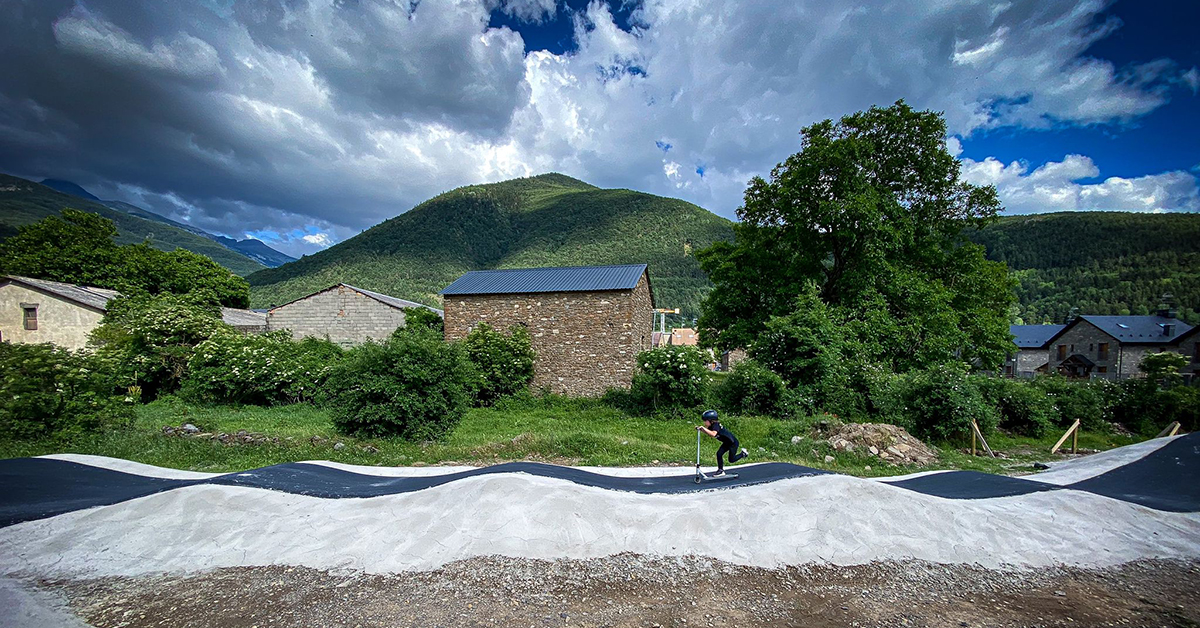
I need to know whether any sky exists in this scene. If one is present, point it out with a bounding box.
[0,0,1196,258]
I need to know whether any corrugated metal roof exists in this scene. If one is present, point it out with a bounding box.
[441,264,648,296]
[1076,315,1193,345]
[2,275,119,311]
[1010,324,1065,349]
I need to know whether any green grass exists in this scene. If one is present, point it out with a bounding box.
[0,396,1146,476]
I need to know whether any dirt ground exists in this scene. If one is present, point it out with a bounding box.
[30,555,1199,628]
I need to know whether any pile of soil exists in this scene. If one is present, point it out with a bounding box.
[826,423,939,466]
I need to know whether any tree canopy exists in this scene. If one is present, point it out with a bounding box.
[698,101,1015,371]
[0,209,250,307]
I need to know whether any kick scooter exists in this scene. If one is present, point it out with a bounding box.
[693,427,739,483]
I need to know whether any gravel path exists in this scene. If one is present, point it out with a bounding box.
[31,556,1200,628]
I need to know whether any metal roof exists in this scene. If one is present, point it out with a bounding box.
[2,275,119,311]
[1010,324,1065,349]
[1049,315,1194,346]
[441,264,649,296]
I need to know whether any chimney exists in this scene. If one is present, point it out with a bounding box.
[1163,323,1176,337]
[1158,293,1176,318]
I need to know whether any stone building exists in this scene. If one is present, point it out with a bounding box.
[1046,313,1194,378]
[268,283,442,347]
[0,276,119,350]
[1174,326,1200,376]
[0,275,266,349]
[1004,324,1064,377]
[668,327,699,346]
[441,264,655,396]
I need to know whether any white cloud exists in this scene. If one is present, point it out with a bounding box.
[0,0,1194,253]
[961,155,1200,213]
[301,232,333,247]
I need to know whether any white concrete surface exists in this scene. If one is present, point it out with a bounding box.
[0,577,92,628]
[2,472,1197,579]
[1032,435,1182,485]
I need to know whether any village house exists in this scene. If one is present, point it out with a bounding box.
[1005,324,1064,377]
[0,275,267,349]
[267,283,442,347]
[1045,309,1195,378]
[667,327,699,346]
[440,264,655,396]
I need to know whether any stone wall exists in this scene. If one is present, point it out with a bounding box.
[1178,334,1200,375]
[1048,320,1123,376]
[443,274,654,396]
[0,283,104,350]
[268,286,408,347]
[1006,348,1049,376]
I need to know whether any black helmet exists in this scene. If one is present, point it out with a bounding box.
[701,409,719,422]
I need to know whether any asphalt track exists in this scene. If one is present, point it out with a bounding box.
[1,433,1196,528]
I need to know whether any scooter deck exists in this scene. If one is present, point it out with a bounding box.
[693,471,739,483]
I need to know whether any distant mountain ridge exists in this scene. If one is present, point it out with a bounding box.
[247,173,736,319]
[0,174,265,275]
[36,178,295,268]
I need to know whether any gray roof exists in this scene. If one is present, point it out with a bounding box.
[1010,324,1065,349]
[441,264,649,296]
[1054,315,1194,346]
[2,275,119,311]
[271,283,442,316]
[221,307,267,327]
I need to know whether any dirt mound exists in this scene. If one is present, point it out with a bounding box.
[826,423,938,466]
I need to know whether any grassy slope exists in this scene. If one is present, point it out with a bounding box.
[0,174,266,276]
[968,212,1200,325]
[0,397,1140,475]
[247,174,734,317]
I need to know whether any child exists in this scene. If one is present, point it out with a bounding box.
[696,410,749,476]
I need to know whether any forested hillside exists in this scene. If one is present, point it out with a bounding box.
[0,174,266,276]
[967,212,1200,325]
[248,174,734,319]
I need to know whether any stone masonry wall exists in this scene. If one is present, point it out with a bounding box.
[268,286,407,347]
[1007,348,1049,376]
[0,283,105,350]
[443,274,654,396]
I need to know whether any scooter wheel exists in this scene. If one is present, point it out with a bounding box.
[693,476,702,484]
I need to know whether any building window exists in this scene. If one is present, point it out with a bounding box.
[1097,366,1107,374]
[1194,344,1199,363]
[1057,344,1067,360]
[22,305,38,331]
[1098,342,1109,361]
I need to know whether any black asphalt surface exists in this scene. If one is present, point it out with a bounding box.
[1,433,1196,528]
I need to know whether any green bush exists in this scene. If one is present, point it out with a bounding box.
[89,294,226,399]
[461,323,536,406]
[1110,378,1200,435]
[322,327,477,439]
[401,307,445,333]
[1032,375,1113,432]
[715,359,790,418]
[0,342,132,439]
[975,376,1056,437]
[183,331,343,405]
[893,363,997,442]
[630,346,709,412]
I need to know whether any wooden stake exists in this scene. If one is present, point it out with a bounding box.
[971,426,977,457]
[1156,421,1181,438]
[1051,419,1081,454]
[971,420,995,458]
[1072,422,1078,454]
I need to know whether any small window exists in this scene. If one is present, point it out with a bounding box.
[22,305,38,331]
[1097,366,1107,374]
[1057,345,1067,360]
[1098,342,1109,361]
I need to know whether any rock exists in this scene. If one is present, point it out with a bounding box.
[823,423,937,466]
[868,446,879,455]
[181,423,200,434]
[790,436,802,445]
[333,442,346,451]
[864,465,872,471]
[823,455,835,464]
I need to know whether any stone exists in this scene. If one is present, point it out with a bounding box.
[181,423,200,434]
[868,446,879,455]
[823,455,835,464]
[790,436,802,445]
[333,442,346,451]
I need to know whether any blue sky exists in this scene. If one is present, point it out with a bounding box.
[0,0,1196,257]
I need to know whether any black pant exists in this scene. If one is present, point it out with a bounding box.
[716,438,745,471]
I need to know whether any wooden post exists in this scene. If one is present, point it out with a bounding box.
[971,420,995,458]
[1156,421,1181,438]
[971,426,977,457]
[1051,419,1081,454]
[1072,422,1078,454]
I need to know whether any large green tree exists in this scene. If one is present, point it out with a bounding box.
[698,101,1015,371]
[0,209,249,307]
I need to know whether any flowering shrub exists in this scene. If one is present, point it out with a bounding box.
[461,323,536,406]
[183,331,343,405]
[630,346,709,411]
[892,363,997,442]
[322,326,477,439]
[974,375,1055,437]
[0,342,132,439]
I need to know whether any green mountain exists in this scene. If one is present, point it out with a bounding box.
[967,211,1200,325]
[0,174,266,276]
[248,173,735,318]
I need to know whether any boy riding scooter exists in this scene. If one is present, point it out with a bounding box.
[696,410,749,477]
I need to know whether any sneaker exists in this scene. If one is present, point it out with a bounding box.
[740,448,749,457]
[712,471,726,477]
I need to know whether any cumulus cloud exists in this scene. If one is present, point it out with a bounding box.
[961,154,1200,214]
[0,0,1194,258]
